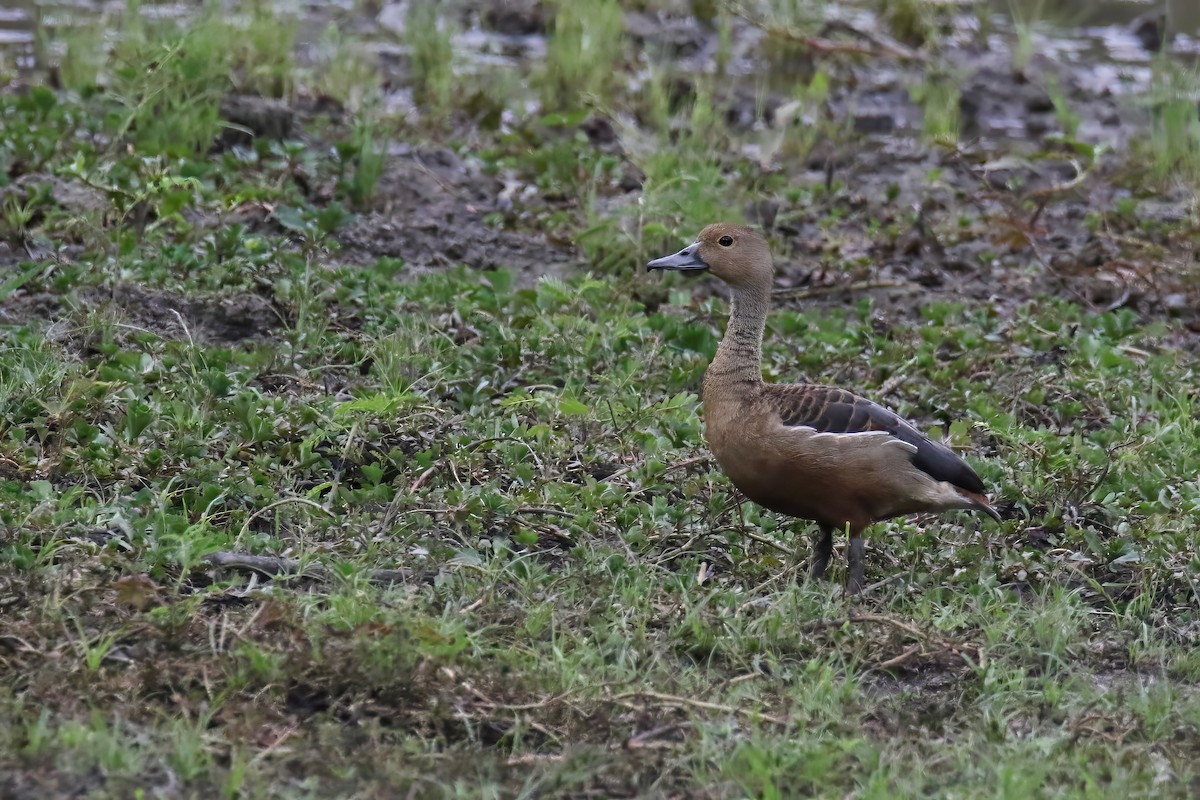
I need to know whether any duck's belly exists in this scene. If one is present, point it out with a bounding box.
[712,442,840,521]
[704,420,926,528]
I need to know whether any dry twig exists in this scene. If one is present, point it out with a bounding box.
[614,690,790,727]
[751,18,926,62]
[800,613,982,670]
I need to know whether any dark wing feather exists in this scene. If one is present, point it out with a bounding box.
[772,384,986,494]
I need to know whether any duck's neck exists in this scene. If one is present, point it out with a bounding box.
[706,283,770,390]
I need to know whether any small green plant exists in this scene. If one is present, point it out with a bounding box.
[406,1,456,123]
[911,74,960,143]
[759,69,833,167]
[229,6,299,97]
[165,706,217,781]
[1008,0,1046,77]
[540,0,625,111]
[70,617,122,672]
[0,192,37,247]
[109,15,235,157]
[581,81,739,270]
[1140,64,1200,184]
[61,157,204,250]
[880,0,934,47]
[337,106,389,210]
[310,24,379,112]
[49,19,108,92]
[1045,75,1080,139]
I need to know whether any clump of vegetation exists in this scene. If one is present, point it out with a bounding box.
[46,5,298,157]
[1140,64,1200,184]
[1008,0,1047,78]
[579,78,741,270]
[108,15,235,157]
[879,0,935,47]
[310,23,379,111]
[337,105,389,210]
[540,0,625,111]
[911,76,960,144]
[405,1,457,123]
[1045,75,1080,139]
[229,5,299,98]
[760,69,834,167]
[48,19,108,93]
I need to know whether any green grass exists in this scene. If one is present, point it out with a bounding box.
[310,22,379,112]
[406,1,457,123]
[2,2,1200,798]
[878,0,935,47]
[1045,75,1081,139]
[911,72,960,144]
[540,0,625,111]
[1140,63,1200,185]
[3,250,1198,796]
[1008,0,1044,77]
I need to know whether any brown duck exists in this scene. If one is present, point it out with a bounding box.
[648,223,1001,594]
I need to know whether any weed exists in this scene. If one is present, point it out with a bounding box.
[759,69,834,167]
[337,106,389,210]
[108,15,234,157]
[310,23,379,112]
[1045,75,1080,139]
[1139,63,1200,184]
[47,18,108,92]
[580,79,742,270]
[880,0,934,47]
[0,191,38,247]
[229,5,298,98]
[540,0,625,111]
[911,73,960,143]
[1008,0,1045,78]
[406,1,456,123]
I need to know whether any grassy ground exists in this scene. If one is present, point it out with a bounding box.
[2,1,1199,797]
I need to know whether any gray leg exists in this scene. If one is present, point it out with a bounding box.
[810,525,834,580]
[847,534,866,595]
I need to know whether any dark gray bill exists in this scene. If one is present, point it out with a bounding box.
[646,242,707,272]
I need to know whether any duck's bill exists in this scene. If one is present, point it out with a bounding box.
[646,243,708,272]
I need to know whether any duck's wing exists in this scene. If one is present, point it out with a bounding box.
[768,384,991,498]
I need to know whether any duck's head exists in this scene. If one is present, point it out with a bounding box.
[646,223,773,289]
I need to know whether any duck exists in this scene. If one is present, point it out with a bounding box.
[648,223,1001,594]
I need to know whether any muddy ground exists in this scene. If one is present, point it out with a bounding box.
[348,1,1199,336]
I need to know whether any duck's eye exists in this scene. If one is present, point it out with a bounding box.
[718,235,733,247]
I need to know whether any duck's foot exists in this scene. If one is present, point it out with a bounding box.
[810,525,833,580]
[846,536,865,595]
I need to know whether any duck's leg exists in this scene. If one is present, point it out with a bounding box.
[847,527,866,595]
[810,524,834,580]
